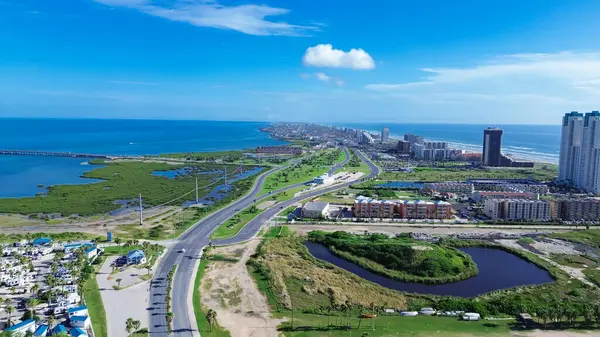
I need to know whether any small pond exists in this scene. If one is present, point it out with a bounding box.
[375,181,424,189]
[305,242,554,297]
[183,166,264,206]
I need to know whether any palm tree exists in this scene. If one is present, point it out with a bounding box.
[132,320,141,333]
[116,278,123,289]
[30,284,40,298]
[9,287,16,295]
[26,298,40,314]
[125,317,134,336]
[146,266,151,275]
[166,312,174,328]
[6,305,14,326]
[114,237,122,249]
[205,310,215,332]
[48,315,55,331]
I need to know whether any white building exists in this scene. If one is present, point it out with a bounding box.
[313,173,334,185]
[558,111,585,185]
[5,319,36,335]
[301,202,330,219]
[381,127,390,142]
[577,112,600,194]
[423,182,474,195]
[484,199,554,221]
[70,316,91,329]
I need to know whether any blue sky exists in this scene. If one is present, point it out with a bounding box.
[2,0,600,124]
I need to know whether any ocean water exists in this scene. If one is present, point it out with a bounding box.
[338,123,561,164]
[0,119,285,198]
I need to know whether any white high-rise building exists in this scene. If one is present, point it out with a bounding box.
[580,112,600,194]
[558,111,584,183]
[558,111,600,194]
[381,127,390,142]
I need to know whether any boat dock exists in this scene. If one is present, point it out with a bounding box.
[0,149,115,159]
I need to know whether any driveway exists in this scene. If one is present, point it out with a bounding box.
[97,257,151,337]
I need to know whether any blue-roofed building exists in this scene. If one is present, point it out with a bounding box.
[126,250,146,265]
[32,238,52,247]
[33,324,48,337]
[70,328,88,337]
[67,305,88,318]
[83,245,98,259]
[63,243,82,254]
[70,315,91,329]
[6,319,36,335]
[53,324,67,335]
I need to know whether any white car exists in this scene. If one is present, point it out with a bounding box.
[179,248,186,253]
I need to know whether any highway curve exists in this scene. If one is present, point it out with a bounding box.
[148,147,375,337]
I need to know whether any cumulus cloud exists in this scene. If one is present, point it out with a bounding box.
[302,44,375,70]
[92,0,317,36]
[301,72,345,86]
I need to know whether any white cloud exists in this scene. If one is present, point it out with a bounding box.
[302,44,375,70]
[92,0,317,36]
[315,72,330,82]
[301,72,345,86]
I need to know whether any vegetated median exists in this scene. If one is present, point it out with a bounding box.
[85,262,108,337]
[165,264,177,333]
[337,149,372,174]
[0,160,263,216]
[308,231,478,284]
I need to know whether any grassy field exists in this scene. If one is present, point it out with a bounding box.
[550,229,600,248]
[0,231,98,243]
[258,149,341,196]
[84,268,108,337]
[550,253,596,268]
[377,165,557,182]
[279,314,513,337]
[192,260,231,337]
[0,160,260,216]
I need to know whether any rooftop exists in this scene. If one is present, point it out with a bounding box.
[68,305,87,313]
[127,250,145,259]
[70,328,88,337]
[6,319,35,331]
[70,316,89,322]
[303,201,329,212]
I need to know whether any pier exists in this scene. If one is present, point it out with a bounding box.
[0,149,115,159]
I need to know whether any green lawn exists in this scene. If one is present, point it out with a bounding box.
[377,164,557,182]
[258,149,341,196]
[193,260,231,336]
[550,229,600,249]
[279,314,513,337]
[84,269,107,337]
[550,254,596,268]
[211,204,264,240]
[337,149,372,174]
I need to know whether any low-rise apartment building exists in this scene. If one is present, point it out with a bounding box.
[558,198,600,221]
[471,191,534,203]
[423,182,474,195]
[484,199,556,221]
[353,197,452,219]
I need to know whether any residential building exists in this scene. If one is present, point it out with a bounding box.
[70,316,91,330]
[396,140,411,154]
[404,133,424,145]
[381,127,390,142]
[471,191,534,203]
[483,199,555,221]
[301,202,330,219]
[6,319,36,335]
[360,131,374,144]
[424,141,447,150]
[313,173,334,185]
[559,111,584,183]
[83,245,98,259]
[126,250,146,265]
[70,328,88,337]
[558,198,600,220]
[53,325,67,335]
[482,127,503,167]
[558,111,600,194]
[423,182,474,195]
[33,325,48,337]
[255,146,302,155]
[352,197,452,219]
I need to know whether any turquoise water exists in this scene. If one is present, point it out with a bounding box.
[0,119,284,197]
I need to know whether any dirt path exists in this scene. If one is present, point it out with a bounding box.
[200,240,285,337]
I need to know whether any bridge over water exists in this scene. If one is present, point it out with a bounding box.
[0,149,117,159]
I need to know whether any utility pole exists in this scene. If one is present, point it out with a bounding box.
[139,193,143,225]
[195,177,199,204]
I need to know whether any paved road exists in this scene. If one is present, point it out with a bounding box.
[147,147,365,337]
